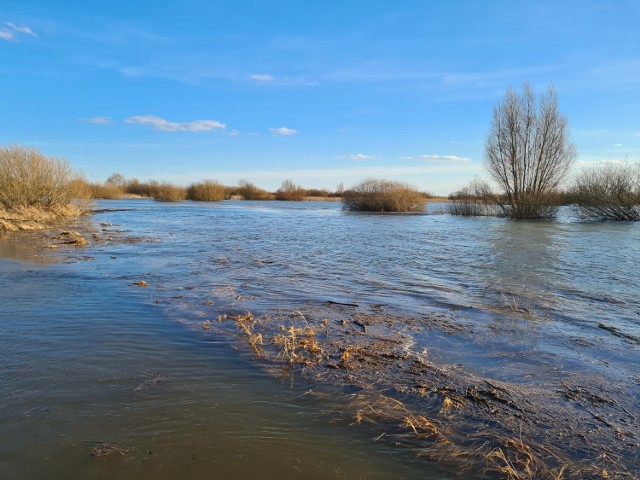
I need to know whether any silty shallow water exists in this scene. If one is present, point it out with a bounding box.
[1,199,638,478]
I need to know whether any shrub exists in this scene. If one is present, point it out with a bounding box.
[447,179,498,216]
[87,182,125,199]
[305,188,331,198]
[186,180,227,202]
[152,182,186,202]
[342,178,426,212]
[571,163,640,221]
[275,179,306,201]
[125,178,156,197]
[0,145,87,212]
[237,179,275,200]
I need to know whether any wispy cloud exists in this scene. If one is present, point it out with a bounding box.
[250,73,275,82]
[574,128,608,135]
[614,143,623,147]
[270,127,297,136]
[404,154,471,162]
[0,22,38,42]
[81,116,111,125]
[248,73,317,87]
[124,115,226,132]
[341,153,374,160]
[6,22,37,37]
[229,129,241,137]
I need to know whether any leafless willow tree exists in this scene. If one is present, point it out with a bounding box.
[485,84,576,218]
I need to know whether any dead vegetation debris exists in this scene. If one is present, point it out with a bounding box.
[89,441,126,457]
[204,305,638,479]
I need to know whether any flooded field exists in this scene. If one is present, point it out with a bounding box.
[1,199,639,479]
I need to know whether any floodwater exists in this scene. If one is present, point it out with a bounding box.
[1,199,639,479]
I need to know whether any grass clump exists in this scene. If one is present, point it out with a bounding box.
[342,178,426,212]
[186,180,227,202]
[0,145,88,231]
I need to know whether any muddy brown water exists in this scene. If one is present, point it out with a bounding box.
[1,199,638,479]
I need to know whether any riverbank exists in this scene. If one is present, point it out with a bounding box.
[0,205,87,233]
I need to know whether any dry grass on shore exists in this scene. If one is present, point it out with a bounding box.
[0,204,85,232]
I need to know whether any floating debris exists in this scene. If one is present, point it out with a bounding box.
[89,441,126,457]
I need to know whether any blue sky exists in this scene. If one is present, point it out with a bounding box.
[1,0,639,194]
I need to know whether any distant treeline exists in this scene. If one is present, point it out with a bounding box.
[2,144,639,232]
[83,175,345,202]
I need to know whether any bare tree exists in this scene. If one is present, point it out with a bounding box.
[106,172,126,188]
[485,84,576,218]
[275,178,305,201]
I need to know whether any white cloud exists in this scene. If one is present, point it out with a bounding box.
[407,154,471,162]
[614,143,623,147]
[250,73,275,82]
[124,115,226,132]
[270,127,297,136]
[81,116,111,125]
[1,22,38,41]
[343,153,374,160]
[229,129,241,137]
[5,22,37,37]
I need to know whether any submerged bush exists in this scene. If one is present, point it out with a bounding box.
[447,179,499,216]
[125,179,156,197]
[485,84,575,219]
[571,163,640,221]
[275,179,306,201]
[0,145,86,212]
[186,180,227,202]
[342,178,426,212]
[152,182,186,202]
[237,179,275,200]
